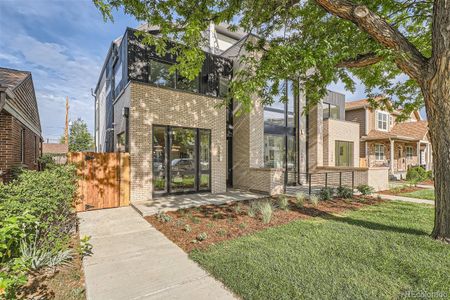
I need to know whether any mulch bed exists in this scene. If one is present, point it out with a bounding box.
[419,179,434,186]
[379,186,425,196]
[145,196,383,252]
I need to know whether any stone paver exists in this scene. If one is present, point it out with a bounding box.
[79,207,236,300]
[132,190,266,216]
[374,193,434,205]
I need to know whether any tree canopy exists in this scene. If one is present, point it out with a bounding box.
[60,118,94,152]
[94,0,435,117]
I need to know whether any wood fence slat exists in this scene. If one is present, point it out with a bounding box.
[68,152,130,212]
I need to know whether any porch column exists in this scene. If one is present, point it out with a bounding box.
[390,139,395,173]
[417,141,421,166]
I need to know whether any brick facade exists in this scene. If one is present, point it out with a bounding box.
[127,82,227,202]
[0,110,40,181]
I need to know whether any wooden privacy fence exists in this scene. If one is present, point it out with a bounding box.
[68,152,130,212]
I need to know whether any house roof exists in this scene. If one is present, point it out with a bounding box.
[0,67,30,90]
[42,143,69,154]
[363,121,429,141]
[345,97,422,120]
[0,67,41,136]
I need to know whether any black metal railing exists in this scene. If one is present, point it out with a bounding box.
[290,171,356,195]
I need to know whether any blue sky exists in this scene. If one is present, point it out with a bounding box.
[0,0,387,141]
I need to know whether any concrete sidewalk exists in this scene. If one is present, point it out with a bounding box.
[374,193,434,205]
[79,207,235,300]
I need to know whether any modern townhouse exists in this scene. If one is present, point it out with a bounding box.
[94,24,389,203]
[345,98,432,179]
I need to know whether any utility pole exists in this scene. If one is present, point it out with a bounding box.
[64,97,69,145]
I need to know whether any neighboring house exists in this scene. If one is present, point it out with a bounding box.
[94,24,388,202]
[345,98,432,179]
[42,143,69,164]
[0,67,42,182]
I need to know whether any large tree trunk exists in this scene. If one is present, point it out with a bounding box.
[426,85,450,242]
[423,0,450,242]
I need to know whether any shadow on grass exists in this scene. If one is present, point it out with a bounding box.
[317,210,429,236]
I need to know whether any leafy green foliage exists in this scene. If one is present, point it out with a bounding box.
[79,235,93,258]
[0,165,77,297]
[156,212,172,223]
[60,118,94,152]
[406,166,428,186]
[319,187,334,200]
[357,184,375,196]
[336,186,353,199]
[93,0,434,117]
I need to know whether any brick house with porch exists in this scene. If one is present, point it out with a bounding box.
[345,99,432,180]
[0,67,42,181]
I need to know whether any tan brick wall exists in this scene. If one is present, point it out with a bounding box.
[345,108,366,158]
[323,119,360,167]
[128,82,227,202]
[307,105,323,171]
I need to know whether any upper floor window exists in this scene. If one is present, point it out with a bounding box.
[323,102,340,120]
[375,144,385,160]
[376,111,389,131]
[177,74,199,93]
[114,61,122,90]
[149,59,175,88]
[406,146,414,159]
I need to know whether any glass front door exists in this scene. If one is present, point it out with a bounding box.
[152,125,211,196]
[170,127,196,192]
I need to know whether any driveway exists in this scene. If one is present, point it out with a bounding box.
[78,207,235,300]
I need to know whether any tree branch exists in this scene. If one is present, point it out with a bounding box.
[336,53,383,68]
[313,0,428,80]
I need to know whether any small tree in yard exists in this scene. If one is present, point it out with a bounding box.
[60,118,94,152]
[94,0,449,242]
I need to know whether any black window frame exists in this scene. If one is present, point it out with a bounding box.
[152,125,212,197]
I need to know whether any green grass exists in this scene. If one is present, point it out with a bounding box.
[401,189,435,201]
[190,202,450,300]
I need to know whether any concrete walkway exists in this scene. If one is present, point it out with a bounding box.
[374,193,434,205]
[132,190,266,216]
[79,207,236,300]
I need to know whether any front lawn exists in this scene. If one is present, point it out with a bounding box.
[190,201,450,300]
[401,188,435,200]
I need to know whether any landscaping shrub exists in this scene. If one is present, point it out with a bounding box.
[156,212,172,223]
[278,195,289,210]
[0,165,77,297]
[196,232,208,241]
[319,187,334,200]
[309,195,319,208]
[258,201,273,224]
[425,170,433,180]
[295,192,306,208]
[357,184,375,195]
[406,166,427,186]
[247,201,259,218]
[336,186,353,199]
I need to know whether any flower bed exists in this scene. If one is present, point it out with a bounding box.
[146,196,382,252]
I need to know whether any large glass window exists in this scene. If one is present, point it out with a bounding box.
[153,126,167,193]
[152,126,211,195]
[199,129,211,190]
[263,80,297,174]
[335,141,354,167]
[177,75,199,92]
[149,59,175,88]
[323,102,340,120]
[170,128,196,192]
[114,61,122,90]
